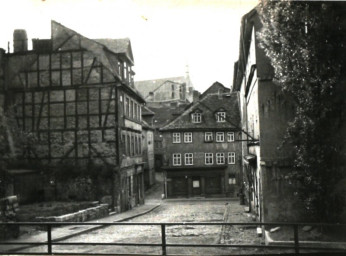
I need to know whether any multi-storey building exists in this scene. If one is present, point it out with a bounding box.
[1,21,145,210]
[233,5,346,224]
[135,73,194,104]
[160,82,242,198]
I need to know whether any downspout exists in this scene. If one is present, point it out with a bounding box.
[113,82,121,212]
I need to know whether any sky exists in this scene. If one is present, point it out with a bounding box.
[0,0,258,93]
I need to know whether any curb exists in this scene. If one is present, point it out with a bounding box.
[265,230,346,250]
[7,204,161,253]
[163,197,239,203]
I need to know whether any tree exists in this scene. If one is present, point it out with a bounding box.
[0,106,39,197]
[257,0,346,222]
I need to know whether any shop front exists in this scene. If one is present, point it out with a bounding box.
[163,166,228,198]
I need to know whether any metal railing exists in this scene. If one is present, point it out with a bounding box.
[0,221,345,255]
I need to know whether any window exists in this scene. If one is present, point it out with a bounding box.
[134,103,138,119]
[124,62,128,80]
[184,132,192,143]
[216,153,225,165]
[228,177,236,185]
[205,132,213,142]
[172,133,181,143]
[205,153,213,165]
[126,135,130,156]
[131,135,134,156]
[130,100,134,118]
[173,153,181,166]
[228,152,236,164]
[192,113,202,123]
[216,132,224,142]
[216,112,226,122]
[227,132,235,142]
[185,153,193,165]
[125,97,129,116]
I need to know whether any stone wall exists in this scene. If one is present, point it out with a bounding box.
[36,203,109,222]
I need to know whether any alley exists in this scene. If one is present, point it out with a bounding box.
[13,174,265,255]
[21,201,230,255]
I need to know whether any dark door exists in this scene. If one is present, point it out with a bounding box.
[171,177,188,197]
[192,177,202,196]
[205,176,221,195]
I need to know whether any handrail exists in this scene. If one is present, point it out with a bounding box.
[0,222,345,255]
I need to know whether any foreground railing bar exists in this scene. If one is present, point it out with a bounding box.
[0,242,48,245]
[1,253,161,256]
[48,242,162,246]
[2,243,344,250]
[48,242,277,248]
[1,222,345,226]
[0,253,52,255]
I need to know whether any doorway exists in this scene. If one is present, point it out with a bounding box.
[191,177,201,196]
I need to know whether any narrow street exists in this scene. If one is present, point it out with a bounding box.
[18,173,265,255]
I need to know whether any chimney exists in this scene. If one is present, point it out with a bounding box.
[32,39,52,53]
[181,83,186,100]
[218,89,223,99]
[0,48,5,83]
[13,29,28,53]
[148,92,154,102]
[193,90,200,103]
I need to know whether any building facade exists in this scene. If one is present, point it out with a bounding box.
[160,83,242,198]
[1,21,145,210]
[141,120,155,190]
[233,9,298,222]
[135,74,194,104]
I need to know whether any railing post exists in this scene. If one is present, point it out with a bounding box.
[47,224,52,254]
[293,224,299,254]
[161,224,166,256]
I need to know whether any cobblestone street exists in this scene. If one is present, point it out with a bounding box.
[19,173,269,255]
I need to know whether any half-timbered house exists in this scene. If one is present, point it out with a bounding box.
[2,21,145,210]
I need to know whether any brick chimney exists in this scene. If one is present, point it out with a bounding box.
[13,29,28,53]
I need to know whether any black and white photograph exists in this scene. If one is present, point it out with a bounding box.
[0,0,345,255]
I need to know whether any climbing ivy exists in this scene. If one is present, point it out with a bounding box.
[257,0,346,222]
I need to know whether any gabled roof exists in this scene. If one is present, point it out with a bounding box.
[94,38,134,65]
[148,103,190,129]
[199,81,230,99]
[49,21,145,103]
[232,8,274,92]
[51,20,119,80]
[160,92,240,131]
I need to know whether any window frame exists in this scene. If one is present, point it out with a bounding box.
[216,111,226,122]
[227,132,235,142]
[216,132,225,142]
[173,153,182,166]
[216,152,225,165]
[228,152,236,164]
[204,132,213,142]
[172,132,181,143]
[205,153,213,165]
[184,153,193,165]
[192,112,202,123]
[184,132,193,143]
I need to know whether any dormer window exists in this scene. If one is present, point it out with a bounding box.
[192,112,202,123]
[216,111,226,122]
